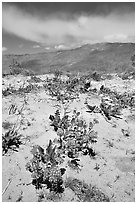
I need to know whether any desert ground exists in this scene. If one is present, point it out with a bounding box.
[2,71,135,202]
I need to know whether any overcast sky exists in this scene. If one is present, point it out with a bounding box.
[2,2,135,54]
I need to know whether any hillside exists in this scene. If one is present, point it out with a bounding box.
[2,43,135,75]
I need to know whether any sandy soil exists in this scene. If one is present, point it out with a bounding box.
[2,74,135,202]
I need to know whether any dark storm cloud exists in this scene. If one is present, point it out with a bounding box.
[4,2,135,17]
[2,2,135,47]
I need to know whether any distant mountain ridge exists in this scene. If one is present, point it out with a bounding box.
[2,43,135,75]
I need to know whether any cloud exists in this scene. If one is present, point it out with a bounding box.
[104,34,128,42]
[54,44,68,50]
[45,47,50,50]
[33,45,40,48]
[2,47,7,52]
[2,5,135,46]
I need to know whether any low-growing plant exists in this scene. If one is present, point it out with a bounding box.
[8,60,34,76]
[49,110,69,132]
[65,177,110,202]
[49,109,98,159]
[9,60,22,75]
[8,104,18,115]
[2,83,36,97]
[53,70,62,80]
[68,158,81,171]
[2,87,15,97]
[92,71,102,81]
[118,71,135,80]
[26,141,66,192]
[131,54,135,67]
[43,74,80,105]
[28,76,42,83]
[2,128,23,155]
[26,108,99,197]
[99,85,135,110]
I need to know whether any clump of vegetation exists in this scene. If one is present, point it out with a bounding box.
[2,83,36,97]
[26,108,98,197]
[121,129,130,137]
[65,177,110,202]
[2,59,35,77]
[43,165,64,193]
[8,60,34,76]
[28,76,42,83]
[17,84,36,94]
[68,158,81,171]
[44,74,79,104]
[2,95,28,156]
[49,110,69,132]
[44,70,104,103]
[119,71,135,80]
[99,85,135,110]
[53,70,62,79]
[2,128,23,155]
[9,60,23,75]
[2,86,15,97]
[131,54,135,67]
[83,84,134,122]
[26,141,66,192]
[91,71,102,81]
[49,109,98,159]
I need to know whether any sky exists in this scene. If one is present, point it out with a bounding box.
[2,2,135,54]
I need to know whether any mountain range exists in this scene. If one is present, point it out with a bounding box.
[2,43,135,75]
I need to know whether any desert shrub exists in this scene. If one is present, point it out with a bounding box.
[119,71,135,80]
[91,71,101,81]
[83,71,102,81]
[8,60,34,76]
[86,86,134,122]
[44,76,79,104]
[2,128,22,155]
[8,104,18,115]
[23,69,35,76]
[99,85,135,109]
[2,84,36,97]
[9,61,22,75]
[18,84,36,94]
[9,66,23,75]
[131,54,135,67]
[26,108,98,197]
[49,109,98,159]
[46,71,99,99]
[65,177,110,202]
[44,71,105,99]
[49,110,69,132]
[54,70,62,79]
[2,87,14,97]
[67,158,81,171]
[28,76,42,83]
[26,142,66,192]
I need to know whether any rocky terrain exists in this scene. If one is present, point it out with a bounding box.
[2,71,135,202]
